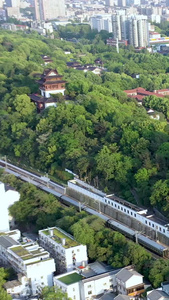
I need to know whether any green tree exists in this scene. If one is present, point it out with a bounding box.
[41,286,71,300]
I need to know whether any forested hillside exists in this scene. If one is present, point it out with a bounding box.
[1,27,169,216]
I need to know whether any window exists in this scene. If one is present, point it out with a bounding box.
[77,249,80,252]
[41,276,43,279]
[73,296,76,300]
[124,209,126,212]
[109,279,112,282]
[127,210,129,214]
[149,222,151,226]
[115,204,117,208]
[105,199,107,203]
[88,285,91,288]
[134,213,136,217]
[88,291,92,295]
[118,206,120,209]
[145,220,147,224]
[152,224,154,228]
[73,288,75,291]
[159,227,161,231]
[163,229,165,233]
[121,207,123,211]
[108,201,110,205]
[131,212,133,216]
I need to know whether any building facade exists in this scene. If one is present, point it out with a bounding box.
[0,230,55,297]
[0,182,20,232]
[34,0,65,21]
[39,227,88,274]
[90,15,113,33]
[54,262,120,300]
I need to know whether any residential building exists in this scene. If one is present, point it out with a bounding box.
[0,230,55,297]
[39,227,88,273]
[124,87,169,103]
[30,69,66,111]
[129,15,149,48]
[105,0,114,6]
[0,182,20,232]
[147,282,169,300]
[114,295,131,300]
[5,0,20,7]
[90,14,113,33]
[116,266,144,297]
[112,14,149,48]
[34,0,65,21]
[147,290,169,300]
[54,261,120,300]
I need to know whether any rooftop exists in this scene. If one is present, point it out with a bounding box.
[41,227,79,249]
[0,236,19,249]
[57,272,83,285]
[10,244,49,263]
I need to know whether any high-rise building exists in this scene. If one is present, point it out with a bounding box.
[112,14,149,48]
[112,13,128,40]
[34,0,65,21]
[90,15,113,33]
[129,15,149,48]
[5,0,20,7]
[105,0,114,6]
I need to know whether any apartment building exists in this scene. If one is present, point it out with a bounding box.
[34,0,65,21]
[39,227,88,273]
[90,14,113,32]
[54,261,120,300]
[112,13,149,48]
[0,230,55,297]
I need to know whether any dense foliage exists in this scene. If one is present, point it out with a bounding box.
[41,286,71,300]
[1,29,169,216]
[0,268,12,300]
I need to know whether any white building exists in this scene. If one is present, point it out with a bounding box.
[34,0,65,21]
[39,227,88,273]
[116,267,144,297]
[54,261,120,300]
[129,15,149,48]
[0,182,20,232]
[90,15,113,33]
[0,230,55,297]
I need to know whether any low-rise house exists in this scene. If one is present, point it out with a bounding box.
[147,290,169,300]
[116,266,144,297]
[39,227,88,273]
[54,261,120,300]
[114,295,132,300]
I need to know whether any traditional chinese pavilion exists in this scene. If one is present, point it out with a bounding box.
[30,69,66,111]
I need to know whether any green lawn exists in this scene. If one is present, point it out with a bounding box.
[58,273,83,285]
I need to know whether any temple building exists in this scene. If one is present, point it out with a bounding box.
[30,69,66,111]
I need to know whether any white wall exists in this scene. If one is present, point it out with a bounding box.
[65,245,88,272]
[26,259,55,295]
[0,182,20,232]
[126,275,143,289]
